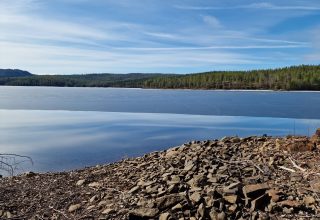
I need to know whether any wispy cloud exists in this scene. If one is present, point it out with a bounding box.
[202,15,222,28]
[0,0,318,73]
[175,3,320,11]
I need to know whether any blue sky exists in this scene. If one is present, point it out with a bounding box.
[0,0,319,74]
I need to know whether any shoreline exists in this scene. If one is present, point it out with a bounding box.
[1,132,320,219]
[2,85,320,92]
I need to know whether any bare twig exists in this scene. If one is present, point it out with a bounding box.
[288,157,306,172]
[0,153,33,176]
[0,154,33,165]
[279,166,296,173]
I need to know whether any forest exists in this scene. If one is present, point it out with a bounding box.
[0,65,319,90]
[144,65,320,90]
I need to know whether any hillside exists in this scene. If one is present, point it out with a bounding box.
[0,69,32,77]
[0,73,174,88]
[0,65,319,90]
[1,131,320,219]
[144,65,320,90]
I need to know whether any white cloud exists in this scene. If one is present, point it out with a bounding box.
[175,3,320,11]
[245,2,320,10]
[304,27,320,62]
[0,41,258,74]
[202,15,222,28]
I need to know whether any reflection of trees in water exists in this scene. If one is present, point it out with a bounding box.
[0,154,33,176]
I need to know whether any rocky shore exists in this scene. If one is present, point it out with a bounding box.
[1,130,320,219]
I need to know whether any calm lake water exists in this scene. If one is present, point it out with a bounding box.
[0,86,320,174]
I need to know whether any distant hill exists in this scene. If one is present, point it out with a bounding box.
[0,69,33,77]
[0,72,175,88]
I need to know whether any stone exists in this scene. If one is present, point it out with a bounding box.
[209,209,218,220]
[278,200,301,208]
[304,196,316,206]
[223,195,237,204]
[68,204,81,212]
[243,183,269,199]
[197,203,205,218]
[98,201,107,207]
[88,182,102,188]
[167,175,180,185]
[283,207,293,214]
[76,179,86,186]
[228,204,237,213]
[165,148,179,158]
[128,186,140,194]
[102,208,114,214]
[184,162,195,171]
[267,189,280,202]
[250,194,270,211]
[172,203,183,210]
[190,192,202,204]
[159,212,170,220]
[129,208,159,218]
[87,205,95,210]
[5,211,12,218]
[217,211,226,220]
[156,193,186,210]
[89,195,98,203]
[25,171,36,177]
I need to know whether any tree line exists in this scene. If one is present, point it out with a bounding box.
[0,65,319,90]
[144,65,320,90]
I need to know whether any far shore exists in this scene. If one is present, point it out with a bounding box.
[1,85,320,92]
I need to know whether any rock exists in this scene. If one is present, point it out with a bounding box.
[159,212,170,220]
[197,203,205,218]
[184,161,195,171]
[228,204,237,213]
[267,189,280,202]
[24,171,36,177]
[167,175,180,185]
[165,148,179,158]
[172,203,183,210]
[217,211,226,220]
[209,209,218,220]
[156,193,186,210]
[278,200,301,208]
[98,201,107,207]
[89,195,98,203]
[304,196,316,206]
[128,186,140,194]
[190,192,202,204]
[76,179,85,186]
[87,205,95,210]
[5,211,12,218]
[88,182,102,188]
[102,208,115,214]
[68,204,81,212]
[250,194,270,211]
[283,207,293,214]
[243,183,269,199]
[129,208,159,218]
[223,195,237,204]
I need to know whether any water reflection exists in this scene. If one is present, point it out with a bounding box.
[0,110,319,174]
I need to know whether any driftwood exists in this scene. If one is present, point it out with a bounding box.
[0,153,33,176]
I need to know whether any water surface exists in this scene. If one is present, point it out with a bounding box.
[1,86,320,118]
[0,87,319,174]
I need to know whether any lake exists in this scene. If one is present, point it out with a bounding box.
[0,86,320,175]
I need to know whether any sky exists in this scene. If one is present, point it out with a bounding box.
[0,0,319,74]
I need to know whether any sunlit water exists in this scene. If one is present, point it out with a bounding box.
[0,87,319,174]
